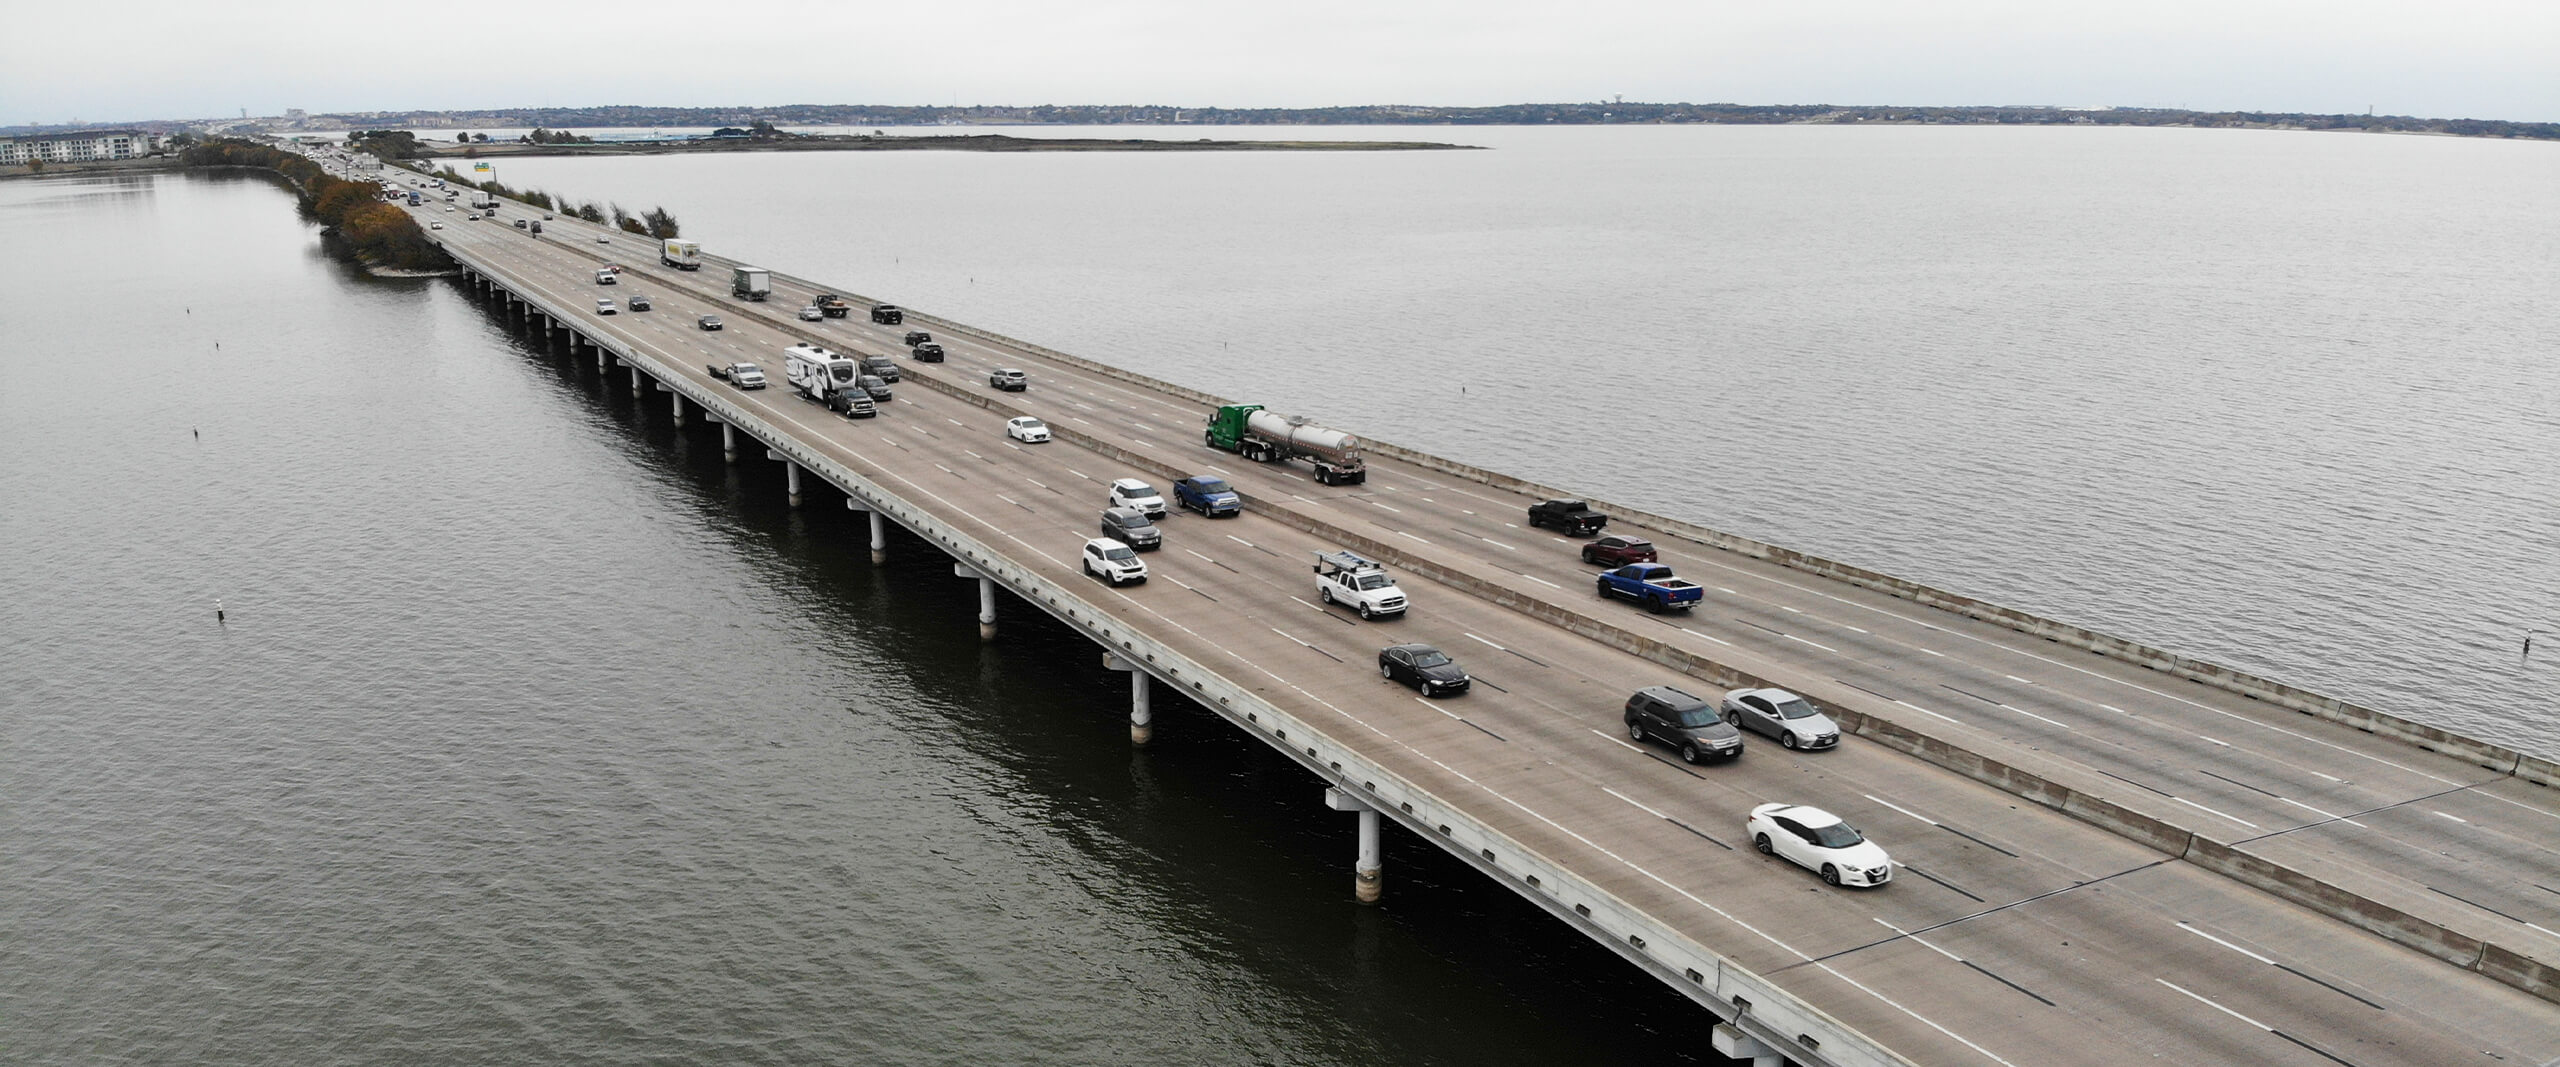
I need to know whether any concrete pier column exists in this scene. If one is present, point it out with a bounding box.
[1711,1025,1783,1067]
[722,423,737,463]
[785,462,803,508]
[669,391,684,427]
[594,343,608,371]
[1327,788,1384,903]
[845,501,887,564]
[629,364,644,393]
[953,563,997,642]
[1102,653,1154,745]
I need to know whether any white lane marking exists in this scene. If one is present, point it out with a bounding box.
[1895,699,1962,725]
[2277,797,2366,828]
[2199,735,2231,747]
[1781,605,1802,613]
[2177,922,2276,964]
[1840,625,1870,634]
[1519,573,1562,589]
[1416,697,1464,720]
[2004,674,2032,684]
[1920,648,1945,657]
[1462,632,1506,651]
[1371,501,1403,513]
[933,463,955,474]
[1184,549,1218,564]
[946,418,964,426]
[2173,797,2260,828]
[1678,627,1732,646]
[1718,586,1739,595]
[2003,705,2073,729]
[1602,787,1670,820]
[1289,596,1326,612]
[1782,634,1838,653]
[1203,464,1229,474]
[1862,794,1941,826]
[2098,703,2128,714]
[1023,477,1049,490]
[1396,531,1435,545]
[1478,537,1517,551]
[2433,810,2469,824]
[963,449,983,459]
[1875,918,1965,962]
[1226,535,1256,548]
[2156,979,2274,1032]
[1067,468,1089,479]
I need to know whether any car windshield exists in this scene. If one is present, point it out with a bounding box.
[1020,420,1046,431]
[1194,478,1231,494]
[1409,650,1451,668]
[1103,546,1135,561]
[1774,698,1820,720]
[1623,539,1653,550]
[1353,574,1393,590]
[831,366,855,382]
[1804,820,1865,848]
[1113,514,1149,529]
[1675,707,1720,728]
[1121,483,1156,498]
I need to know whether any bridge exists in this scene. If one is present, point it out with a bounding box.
[344,149,2558,1066]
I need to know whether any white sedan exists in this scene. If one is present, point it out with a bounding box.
[1005,416,1052,443]
[1747,803,1893,887]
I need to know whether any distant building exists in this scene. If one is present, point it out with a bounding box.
[0,129,166,164]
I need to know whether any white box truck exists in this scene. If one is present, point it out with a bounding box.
[660,239,702,271]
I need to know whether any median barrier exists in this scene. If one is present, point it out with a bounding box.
[2181,835,2489,970]
[2476,943,2560,1003]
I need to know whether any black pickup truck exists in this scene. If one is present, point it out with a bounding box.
[1527,498,1609,536]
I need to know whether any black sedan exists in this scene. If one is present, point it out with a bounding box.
[903,330,933,346]
[1379,643,1470,697]
[697,315,724,331]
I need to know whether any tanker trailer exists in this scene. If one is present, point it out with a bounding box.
[1203,404,1367,485]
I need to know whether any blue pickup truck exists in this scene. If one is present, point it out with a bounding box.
[1596,563,1704,613]
[1175,475,1242,517]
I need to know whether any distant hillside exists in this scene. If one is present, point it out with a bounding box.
[12,102,2555,141]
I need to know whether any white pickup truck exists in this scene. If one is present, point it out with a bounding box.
[1314,550,1407,619]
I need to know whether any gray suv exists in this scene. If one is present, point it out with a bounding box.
[1100,506,1161,550]
[1624,685,1744,763]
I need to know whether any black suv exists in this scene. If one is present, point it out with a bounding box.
[1624,685,1744,763]
[910,341,944,362]
[870,304,903,324]
[859,353,899,383]
[902,330,933,347]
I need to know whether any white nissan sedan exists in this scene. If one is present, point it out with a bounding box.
[1747,803,1893,887]
[1005,416,1051,443]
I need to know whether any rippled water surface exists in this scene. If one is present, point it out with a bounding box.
[483,124,2560,752]
[0,172,1728,1065]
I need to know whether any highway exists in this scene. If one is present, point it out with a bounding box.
[336,152,2560,1066]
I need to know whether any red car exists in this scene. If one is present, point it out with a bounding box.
[1581,534,1658,566]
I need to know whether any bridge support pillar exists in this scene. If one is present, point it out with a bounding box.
[845,501,887,564]
[953,563,996,643]
[594,343,607,371]
[722,423,737,463]
[629,364,644,394]
[670,391,685,426]
[1102,653,1154,745]
[1326,789,1384,903]
[784,462,802,508]
[1710,1024,1782,1067]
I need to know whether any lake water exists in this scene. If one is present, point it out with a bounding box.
[476,124,2560,753]
[5,124,2554,1064]
[0,171,1730,1065]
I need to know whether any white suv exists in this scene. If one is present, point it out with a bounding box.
[1108,478,1167,518]
[1082,538,1148,586]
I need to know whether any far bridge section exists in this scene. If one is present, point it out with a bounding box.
[342,145,2560,1067]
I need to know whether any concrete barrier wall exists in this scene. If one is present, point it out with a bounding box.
[2476,943,2560,1004]
[2180,837,2488,970]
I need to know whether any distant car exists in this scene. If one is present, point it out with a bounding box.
[1624,685,1744,763]
[870,304,904,324]
[697,315,724,331]
[1722,688,1841,751]
[1527,498,1609,535]
[1005,416,1051,443]
[1082,538,1147,585]
[542,213,555,220]
[902,330,933,346]
[1582,535,1658,566]
[626,294,652,312]
[428,221,442,229]
[859,354,899,382]
[443,205,453,212]
[1109,478,1168,519]
[602,264,624,273]
[837,393,878,418]
[595,298,616,315]
[799,306,824,321]
[1379,643,1470,697]
[466,213,480,221]
[1748,803,1892,887]
[708,362,766,389]
[594,269,616,285]
[595,234,611,244]
[1174,475,1241,517]
[910,342,944,362]
[857,374,893,402]
[1100,506,1161,550]
[989,368,1027,391]
[513,218,528,229]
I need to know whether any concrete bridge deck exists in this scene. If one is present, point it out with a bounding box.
[354,160,2560,1067]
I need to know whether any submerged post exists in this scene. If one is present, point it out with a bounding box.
[1103,653,1154,745]
[1327,788,1384,903]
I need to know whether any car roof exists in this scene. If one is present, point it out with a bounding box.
[1086,537,1128,550]
[1636,684,1709,708]
[1384,642,1439,655]
[1731,687,1803,703]
[1112,478,1154,491]
[1103,506,1146,520]
[1762,803,1842,827]
[1009,415,1042,424]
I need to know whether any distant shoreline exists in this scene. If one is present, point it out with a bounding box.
[416,133,1482,159]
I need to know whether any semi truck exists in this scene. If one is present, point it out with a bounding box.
[731,266,771,302]
[660,240,703,271]
[1203,404,1366,485]
[782,343,863,410]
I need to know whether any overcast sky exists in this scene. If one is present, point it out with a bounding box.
[13,0,2557,125]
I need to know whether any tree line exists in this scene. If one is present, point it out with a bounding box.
[180,139,450,271]
[407,161,682,239]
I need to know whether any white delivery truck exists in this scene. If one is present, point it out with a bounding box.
[660,239,702,271]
